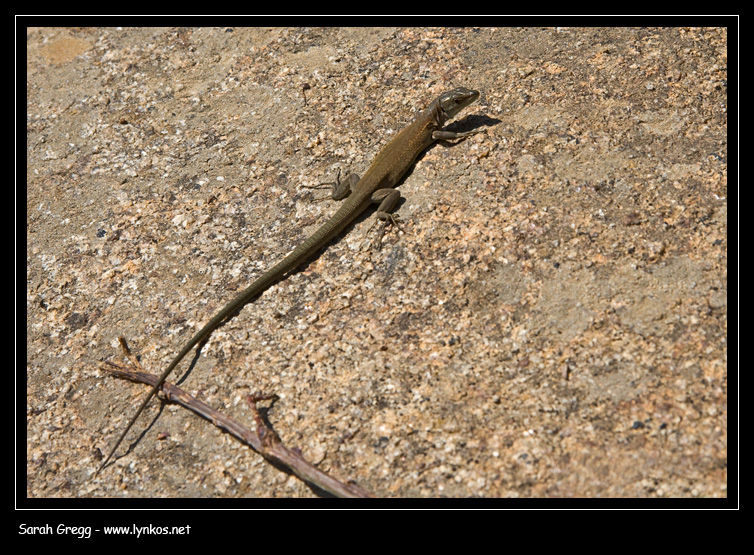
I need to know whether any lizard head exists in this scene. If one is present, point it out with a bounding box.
[437,87,480,120]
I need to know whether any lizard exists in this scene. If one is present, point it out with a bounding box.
[98,86,483,473]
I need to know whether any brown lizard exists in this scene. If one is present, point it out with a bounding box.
[99,87,483,472]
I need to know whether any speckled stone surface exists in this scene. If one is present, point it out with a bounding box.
[27,27,727,498]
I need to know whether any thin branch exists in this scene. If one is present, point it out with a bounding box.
[100,337,375,498]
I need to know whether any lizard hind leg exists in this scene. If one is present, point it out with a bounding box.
[367,188,404,248]
[301,169,360,202]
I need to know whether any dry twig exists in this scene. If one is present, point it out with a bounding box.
[100,337,375,498]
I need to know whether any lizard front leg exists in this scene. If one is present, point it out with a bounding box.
[432,128,484,141]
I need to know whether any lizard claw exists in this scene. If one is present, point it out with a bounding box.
[368,213,405,250]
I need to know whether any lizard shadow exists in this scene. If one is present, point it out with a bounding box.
[443,113,500,137]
